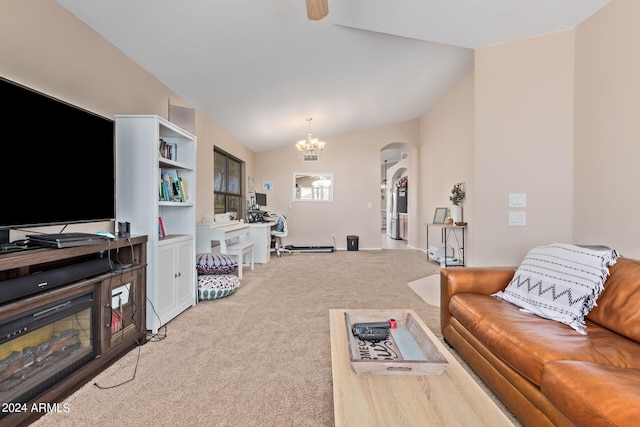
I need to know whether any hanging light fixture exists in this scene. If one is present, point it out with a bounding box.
[381,160,388,190]
[295,117,325,161]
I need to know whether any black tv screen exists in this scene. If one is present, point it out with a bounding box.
[1,77,115,244]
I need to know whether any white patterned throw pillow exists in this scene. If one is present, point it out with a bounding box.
[492,243,619,334]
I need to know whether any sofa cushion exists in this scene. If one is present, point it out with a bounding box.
[492,243,618,334]
[541,361,640,427]
[586,257,640,344]
[196,253,238,275]
[449,293,640,385]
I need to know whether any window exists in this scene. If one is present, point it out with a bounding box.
[214,149,243,215]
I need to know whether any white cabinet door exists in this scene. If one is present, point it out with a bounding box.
[153,236,195,331]
[155,243,178,328]
[175,237,195,310]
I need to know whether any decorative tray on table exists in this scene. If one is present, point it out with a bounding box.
[344,310,448,375]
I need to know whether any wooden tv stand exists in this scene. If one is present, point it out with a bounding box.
[0,235,147,427]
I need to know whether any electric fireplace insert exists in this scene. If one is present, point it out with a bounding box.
[0,290,95,418]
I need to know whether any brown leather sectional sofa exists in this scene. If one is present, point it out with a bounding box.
[440,257,640,427]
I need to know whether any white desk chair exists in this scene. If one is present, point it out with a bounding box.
[271,206,292,257]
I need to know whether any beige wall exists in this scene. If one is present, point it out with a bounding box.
[418,70,475,262]
[572,0,640,259]
[472,30,576,265]
[0,1,172,123]
[0,0,251,239]
[418,0,640,265]
[195,119,254,224]
[254,120,419,250]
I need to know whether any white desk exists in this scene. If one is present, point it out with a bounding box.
[249,222,276,264]
[196,220,276,265]
[196,221,250,254]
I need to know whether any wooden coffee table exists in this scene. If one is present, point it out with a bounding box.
[330,309,514,426]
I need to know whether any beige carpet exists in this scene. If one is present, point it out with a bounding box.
[34,250,519,427]
[407,274,441,307]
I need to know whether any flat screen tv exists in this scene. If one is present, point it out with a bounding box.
[0,76,115,246]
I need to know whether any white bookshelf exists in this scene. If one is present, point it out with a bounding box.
[115,115,197,333]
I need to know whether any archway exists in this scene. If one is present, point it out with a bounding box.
[381,143,411,249]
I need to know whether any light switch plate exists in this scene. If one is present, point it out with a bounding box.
[509,193,526,208]
[509,211,526,226]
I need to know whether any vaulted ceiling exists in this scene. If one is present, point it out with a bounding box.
[56,0,610,152]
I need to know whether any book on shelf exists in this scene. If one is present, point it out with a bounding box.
[167,142,177,161]
[159,138,166,159]
[160,168,188,202]
[171,180,183,202]
[179,177,189,201]
[158,138,178,161]
[158,216,166,238]
[159,172,168,202]
[159,173,168,201]
[167,169,183,202]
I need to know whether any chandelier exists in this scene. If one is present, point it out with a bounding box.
[295,117,326,161]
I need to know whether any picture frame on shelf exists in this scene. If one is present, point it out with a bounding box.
[433,207,448,224]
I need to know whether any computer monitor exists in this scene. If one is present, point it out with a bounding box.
[255,192,267,207]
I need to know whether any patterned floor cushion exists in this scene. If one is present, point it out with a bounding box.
[196,253,238,275]
[198,274,240,300]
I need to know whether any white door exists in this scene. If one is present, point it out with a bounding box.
[155,243,177,328]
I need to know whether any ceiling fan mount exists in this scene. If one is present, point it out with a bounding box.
[306,0,329,21]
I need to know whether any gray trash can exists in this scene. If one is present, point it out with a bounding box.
[347,235,359,251]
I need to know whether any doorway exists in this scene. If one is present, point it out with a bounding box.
[381,145,409,249]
